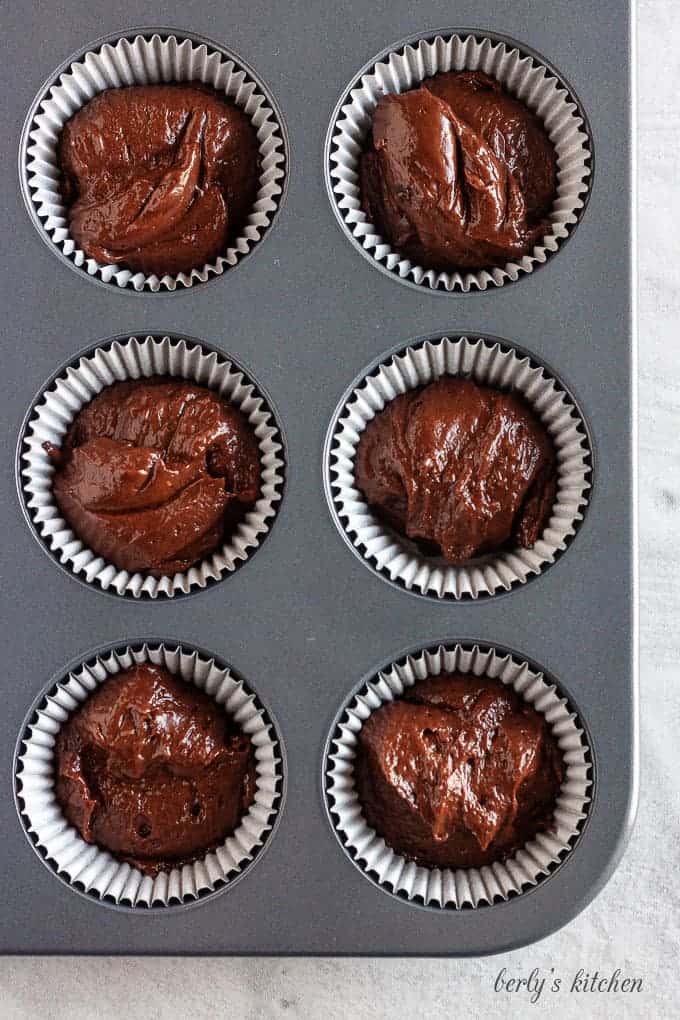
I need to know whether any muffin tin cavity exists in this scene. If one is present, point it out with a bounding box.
[325,30,592,293]
[324,334,592,600]
[324,642,592,910]
[18,334,286,599]
[20,30,288,292]
[15,641,285,910]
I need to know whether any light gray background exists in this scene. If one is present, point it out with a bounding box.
[0,0,675,1015]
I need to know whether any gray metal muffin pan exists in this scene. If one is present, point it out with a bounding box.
[0,0,636,955]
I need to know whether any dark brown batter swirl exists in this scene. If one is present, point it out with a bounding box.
[55,664,257,875]
[58,84,260,276]
[360,70,557,271]
[46,378,261,576]
[354,377,556,563]
[355,673,564,869]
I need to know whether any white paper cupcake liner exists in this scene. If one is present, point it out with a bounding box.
[325,643,591,909]
[15,641,284,909]
[22,31,287,292]
[19,334,285,598]
[327,32,591,292]
[326,335,591,600]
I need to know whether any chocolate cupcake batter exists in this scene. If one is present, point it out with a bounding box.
[55,664,257,875]
[355,673,564,870]
[58,84,260,276]
[360,70,557,271]
[354,377,556,563]
[46,377,261,576]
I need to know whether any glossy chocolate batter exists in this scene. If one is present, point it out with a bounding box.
[55,664,257,875]
[354,377,556,563]
[46,377,261,576]
[58,84,260,275]
[355,673,564,869]
[360,70,557,271]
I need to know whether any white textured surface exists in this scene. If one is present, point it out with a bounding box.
[1,1,677,1016]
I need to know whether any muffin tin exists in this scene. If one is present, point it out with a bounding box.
[1,0,635,955]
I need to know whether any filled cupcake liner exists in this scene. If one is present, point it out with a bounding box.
[327,335,591,600]
[16,641,284,909]
[325,643,591,910]
[23,31,286,292]
[327,32,591,292]
[20,334,285,598]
